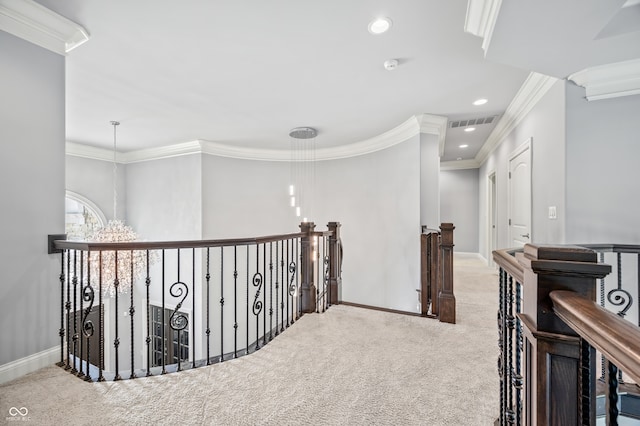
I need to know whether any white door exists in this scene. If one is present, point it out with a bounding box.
[508,140,531,248]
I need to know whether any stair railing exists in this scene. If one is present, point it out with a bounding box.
[50,221,341,382]
[494,243,640,425]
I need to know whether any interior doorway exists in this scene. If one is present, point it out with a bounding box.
[508,139,532,248]
[487,171,497,267]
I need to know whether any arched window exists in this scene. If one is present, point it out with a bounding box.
[65,191,106,241]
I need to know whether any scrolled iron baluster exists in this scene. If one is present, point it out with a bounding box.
[192,248,197,369]
[246,246,250,355]
[170,280,189,372]
[288,260,297,325]
[81,272,95,382]
[98,251,105,382]
[113,250,121,381]
[513,281,523,426]
[280,242,285,332]
[220,248,224,362]
[269,242,274,341]
[169,281,189,331]
[253,269,264,350]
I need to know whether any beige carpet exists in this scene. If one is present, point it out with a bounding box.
[0,254,499,426]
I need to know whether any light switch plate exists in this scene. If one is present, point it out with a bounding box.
[548,206,557,219]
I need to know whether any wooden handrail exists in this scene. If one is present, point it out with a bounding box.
[492,248,524,284]
[578,243,640,254]
[53,231,310,251]
[551,290,640,384]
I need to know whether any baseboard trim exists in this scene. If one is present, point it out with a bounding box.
[339,301,424,317]
[0,346,58,385]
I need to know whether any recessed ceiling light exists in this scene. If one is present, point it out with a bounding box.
[473,98,488,106]
[459,144,469,148]
[464,127,476,132]
[368,17,392,34]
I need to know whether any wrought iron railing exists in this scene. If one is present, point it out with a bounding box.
[52,221,341,382]
[494,244,640,425]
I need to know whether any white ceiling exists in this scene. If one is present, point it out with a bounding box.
[26,0,639,162]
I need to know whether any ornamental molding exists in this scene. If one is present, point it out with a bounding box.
[568,59,640,101]
[67,114,448,163]
[0,0,89,55]
[475,72,557,164]
[464,0,503,55]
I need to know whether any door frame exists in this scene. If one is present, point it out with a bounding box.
[508,138,532,247]
[486,169,497,268]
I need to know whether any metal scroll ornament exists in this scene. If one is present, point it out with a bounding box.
[169,281,189,331]
[607,288,632,317]
[288,262,296,296]
[252,272,263,316]
[82,283,95,338]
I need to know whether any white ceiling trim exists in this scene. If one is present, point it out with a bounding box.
[0,0,89,55]
[464,0,503,55]
[475,72,558,165]
[417,114,448,156]
[568,59,640,101]
[67,114,448,163]
[66,141,121,162]
[440,159,481,171]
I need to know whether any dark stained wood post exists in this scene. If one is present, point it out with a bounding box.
[429,232,440,316]
[420,233,429,316]
[327,222,341,305]
[438,223,456,324]
[300,221,316,313]
[517,245,611,426]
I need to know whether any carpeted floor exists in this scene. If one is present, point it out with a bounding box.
[0,254,499,425]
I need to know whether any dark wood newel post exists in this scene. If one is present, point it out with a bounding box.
[327,222,341,305]
[518,244,611,426]
[300,221,316,313]
[438,223,456,324]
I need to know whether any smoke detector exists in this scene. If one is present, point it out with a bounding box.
[384,59,399,71]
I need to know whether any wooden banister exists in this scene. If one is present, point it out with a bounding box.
[551,290,640,384]
[492,248,524,284]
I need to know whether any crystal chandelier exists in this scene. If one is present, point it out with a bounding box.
[289,127,317,222]
[90,121,147,297]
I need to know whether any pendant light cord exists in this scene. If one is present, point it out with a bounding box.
[111,121,120,221]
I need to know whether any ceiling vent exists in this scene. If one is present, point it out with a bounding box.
[449,115,498,128]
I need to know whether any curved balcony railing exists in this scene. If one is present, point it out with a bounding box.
[52,221,342,382]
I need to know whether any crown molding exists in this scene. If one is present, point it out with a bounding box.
[464,0,503,55]
[122,140,203,163]
[66,141,123,162]
[440,159,480,171]
[475,72,557,165]
[66,115,437,164]
[568,59,640,101]
[417,113,448,156]
[0,0,89,55]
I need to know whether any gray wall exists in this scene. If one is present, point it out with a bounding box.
[127,155,202,240]
[0,31,65,365]
[565,84,640,244]
[440,168,480,253]
[420,133,440,230]
[479,79,567,260]
[66,155,126,222]
[315,137,422,312]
